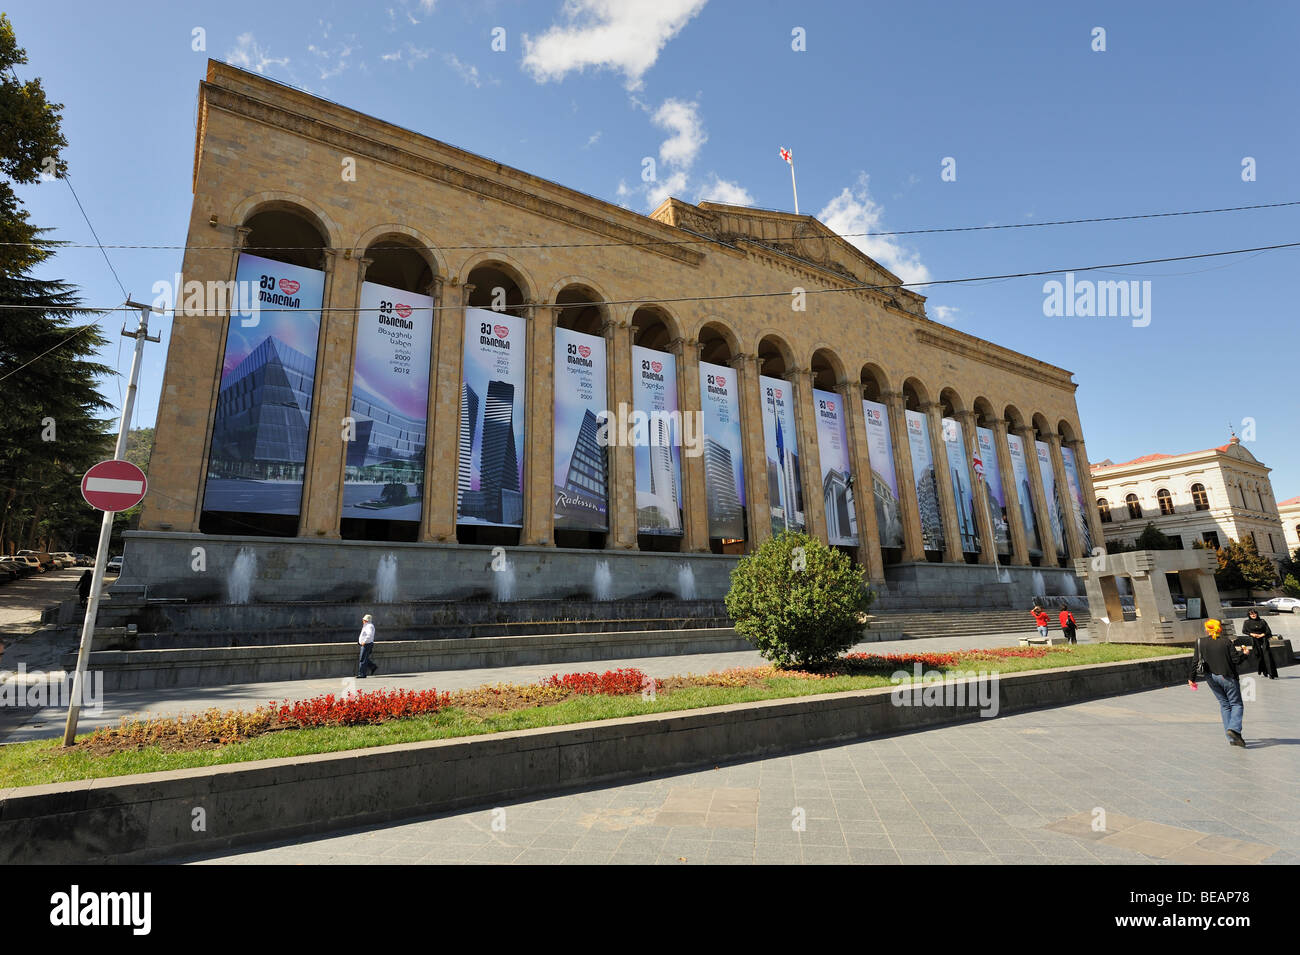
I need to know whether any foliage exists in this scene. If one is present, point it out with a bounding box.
[276,687,451,727]
[1282,574,1300,598]
[1279,547,1300,582]
[1134,522,1180,551]
[1212,537,1277,596]
[724,531,874,667]
[538,667,652,696]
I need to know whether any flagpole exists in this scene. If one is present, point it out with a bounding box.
[789,159,799,215]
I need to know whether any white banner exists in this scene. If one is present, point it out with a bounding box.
[814,388,857,545]
[457,308,527,527]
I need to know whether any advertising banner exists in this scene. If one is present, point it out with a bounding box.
[633,346,683,535]
[203,252,326,517]
[814,388,857,545]
[1036,439,1067,558]
[760,375,805,536]
[861,400,903,549]
[1006,433,1043,558]
[904,409,944,551]
[457,307,527,527]
[942,417,980,554]
[553,327,608,531]
[342,281,433,523]
[699,360,746,540]
[976,426,1011,555]
[1060,445,1093,554]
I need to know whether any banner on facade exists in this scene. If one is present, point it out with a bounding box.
[904,409,944,552]
[203,252,326,517]
[942,417,979,554]
[553,327,608,532]
[457,307,527,527]
[814,388,857,545]
[976,427,1012,556]
[1060,445,1093,554]
[699,360,746,540]
[861,400,903,549]
[341,281,433,523]
[1036,440,1068,558]
[1006,433,1043,558]
[760,375,805,536]
[632,346,683,535]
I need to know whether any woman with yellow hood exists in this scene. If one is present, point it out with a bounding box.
[1188,618,1253,747]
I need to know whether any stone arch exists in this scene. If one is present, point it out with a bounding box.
[810,346,847,390]
[938,387,965,417]
[1003,404,1027,430]
[901,377,931,411]
[698,319,741,365]
[233,191,341,261]
[1031,412,1053,438]
[457,250,538,310]
[756,332,796,378]
[354,224,447,288]
[554,280,610,335]
[972,396,998,427]
[631,303,683,350]
[1056,418,1079,443]
[859,363,891,400]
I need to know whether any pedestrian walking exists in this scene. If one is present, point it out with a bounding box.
[76,570,92,608]
[1241,609,1278,679]
[1031,605,1049,639]
[1058,602,1078,644]
[1188,618,1253,747]
[357,613,378,679]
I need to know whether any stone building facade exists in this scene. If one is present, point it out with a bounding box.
[1090,437,1288,570]
[127,62,1103,605]
[1278,496,1300,557]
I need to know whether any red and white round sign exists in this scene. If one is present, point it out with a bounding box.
[81,460,148,512]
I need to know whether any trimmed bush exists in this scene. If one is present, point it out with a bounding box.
[724,531,874,667]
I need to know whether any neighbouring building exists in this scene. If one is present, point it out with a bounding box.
[125,61,1106,606]
[1280,496,1300,557]
[1090,435,1288,572]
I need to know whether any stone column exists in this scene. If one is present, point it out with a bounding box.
[839,379,886,586]
[672,337,710,552]
[788,369,825,541]
[1068,437,1106,557]
[604,318,638,549]
[522,302,556,547]
[922,402,962,563]
[425,282,473,541]
[144,222,251,532]
[732,353,769,551]
[1017,425,1058,563]
[992,417,1031,566]
[883,391,925,562]
[957,411,996,566]
[298,248,350,539]
[419,277,444,542]
[1046,433,1083,559]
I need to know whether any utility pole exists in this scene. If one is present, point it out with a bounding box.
[62,301,161,746]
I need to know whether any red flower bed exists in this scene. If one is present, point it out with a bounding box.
[539,667,655,696]
[842,646,1057,670]
[274,687,451,728]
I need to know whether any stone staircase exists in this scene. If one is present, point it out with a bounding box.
[863,608,1092,642]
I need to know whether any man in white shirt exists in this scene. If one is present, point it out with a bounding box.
[357,613,378,678]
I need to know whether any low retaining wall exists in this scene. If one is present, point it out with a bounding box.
[0,654,1190,864]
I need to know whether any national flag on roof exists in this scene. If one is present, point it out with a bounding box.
[779,147,792,164]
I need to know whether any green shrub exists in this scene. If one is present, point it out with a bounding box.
[724,532,874,667]
[1283,574,1300,598]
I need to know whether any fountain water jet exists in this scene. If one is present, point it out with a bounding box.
[227,548,257,605]
[375,553,399,603]
[493,555,516,602]
[593,561,612,601]
[675,563,697,601]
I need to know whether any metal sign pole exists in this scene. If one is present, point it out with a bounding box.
[62,302,160,746]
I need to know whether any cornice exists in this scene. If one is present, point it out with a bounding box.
[201,80,703,269]
[912,328,1075,390]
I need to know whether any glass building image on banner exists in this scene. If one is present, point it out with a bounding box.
[133,61,1106,607]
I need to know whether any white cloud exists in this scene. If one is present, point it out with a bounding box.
[307,42,354,81]
[697,175,753,206]
[227,33,290,75]
[653,98,706,168]
[522,0,708,89]
[645,169,689,209]
[380,43,433,67]
[444,53,482,87]
[817,174,932,286]
[931,305,959,322]
[585,131,602,148]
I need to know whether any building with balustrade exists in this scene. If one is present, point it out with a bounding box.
[124,61,1106,607]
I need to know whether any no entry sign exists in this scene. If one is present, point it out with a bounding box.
[81,460,148,512]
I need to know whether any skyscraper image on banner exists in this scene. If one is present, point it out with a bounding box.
[1036,439,1067,558]
[457,308,526,527]
[1007,433,1043,558]
[699,360,745,540]
[976,426,1012,555]
[861,399,903,549]
[553,327,609,531]
[203,253,326,519]
[1060,445,1093,554]
[905,409,944,552]
[942,416,979,554]
[759,375,805,536]
[814,388,857,546]
[632,346,683,534]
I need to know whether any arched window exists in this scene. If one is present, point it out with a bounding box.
[1125,493,1142,520]
[1097,498,1112,523]
[1191,483,1209,511]
[1157,488,1174,515]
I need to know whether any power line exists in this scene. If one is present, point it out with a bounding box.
[0,199,1296,255]
[3,238,1297,316]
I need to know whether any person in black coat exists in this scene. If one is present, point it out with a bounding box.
[76,570,93,608]
[1188,618,1253,747]
[1241,609,1278,679]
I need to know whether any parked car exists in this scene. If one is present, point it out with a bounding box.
[0,557,32,576]
[76,554,93,567]
[1264,596,1300,613]
[0,562,21,583]
[51,552,77,568]
[17,550,53,571]
[10,555,43,573]
[106,556,123,574]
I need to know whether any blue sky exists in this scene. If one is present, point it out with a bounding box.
[9,0,1299,497]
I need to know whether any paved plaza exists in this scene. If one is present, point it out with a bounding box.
[185,672,1298,866]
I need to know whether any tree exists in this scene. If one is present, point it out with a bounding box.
[1212,537,1277,599]
[724,531,874,667]
[1279,546,1300,582]
[0,14,113,553]
[1282,574,1300,599]
[1134,522,1179,551]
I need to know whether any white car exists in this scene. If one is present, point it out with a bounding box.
[1264,596,1300,613]
[106,556,123,574]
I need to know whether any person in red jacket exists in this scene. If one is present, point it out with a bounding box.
[1058,603,1078,644]
[1031,605,1049,638]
